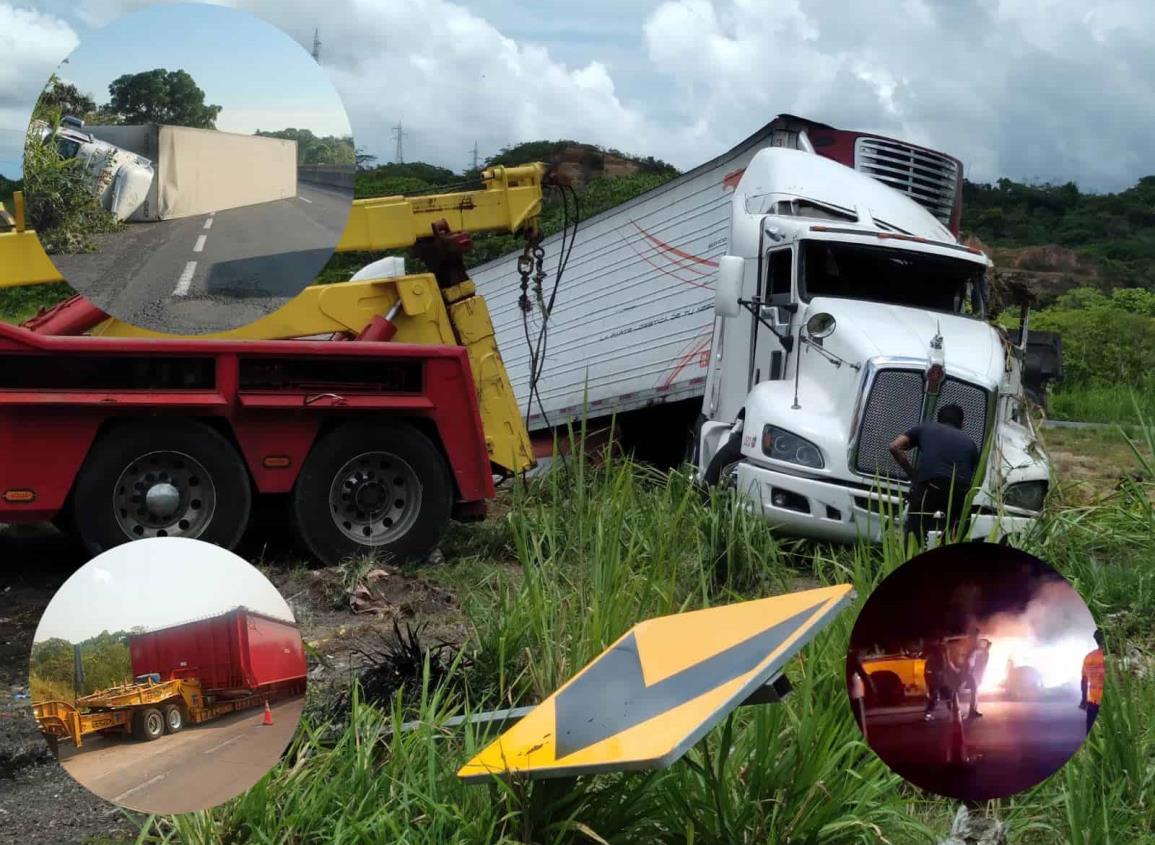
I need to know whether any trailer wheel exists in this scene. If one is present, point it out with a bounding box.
[134,707,165,742]
[72,419,252,555]
[292,420,452,565]
[163,703,184,734]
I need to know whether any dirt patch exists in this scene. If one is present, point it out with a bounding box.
[1041,426,1151,504]
[0,526,140,844]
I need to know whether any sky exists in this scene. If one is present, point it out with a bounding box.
[2,0,1154,190]
[33,537,296,643]
[0,2,351,176]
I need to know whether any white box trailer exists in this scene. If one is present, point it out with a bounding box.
[472,115,964,450]
[87,125,297,221]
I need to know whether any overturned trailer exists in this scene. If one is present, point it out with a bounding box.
[88,124,297,221]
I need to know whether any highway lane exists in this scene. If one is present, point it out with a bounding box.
[50,181,350,335]
[861,697,1090,799]
[59,695,304,815]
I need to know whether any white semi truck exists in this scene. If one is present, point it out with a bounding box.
[472,116,1050,542]
[34,116,154,221]
[699,147,1048,542]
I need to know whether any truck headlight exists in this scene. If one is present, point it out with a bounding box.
[761,425,824,469]
[1004,480,1048,512]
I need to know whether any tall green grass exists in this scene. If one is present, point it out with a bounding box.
[136,444,1155,845]
[1048,385,1155,424]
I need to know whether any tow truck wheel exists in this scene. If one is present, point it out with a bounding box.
[134,707,165,742]
[293,421,452,565]
[72,419,252,555]
[163,703,184,734]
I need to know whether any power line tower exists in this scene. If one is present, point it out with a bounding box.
[391,123,408,164]
[311,28,321,63]
[470,141,480,173]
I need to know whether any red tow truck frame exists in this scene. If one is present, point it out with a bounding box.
[0,319,494,560]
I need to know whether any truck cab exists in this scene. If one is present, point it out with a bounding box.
[33,116,154,221]
[699,147,1049,544]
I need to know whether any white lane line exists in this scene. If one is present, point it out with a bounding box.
[202,734,245,755]
[203,217,213,230]
[193,234,207,252]
[297,195,312,203]
[112,773,166,804]
[173,261,197,296]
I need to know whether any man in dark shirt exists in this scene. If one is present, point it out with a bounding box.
[889,404,979,545]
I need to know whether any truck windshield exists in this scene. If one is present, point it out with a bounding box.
[799,241,983,314]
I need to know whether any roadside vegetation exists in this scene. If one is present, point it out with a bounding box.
[29,631,133,702]
[129,416,1155,845]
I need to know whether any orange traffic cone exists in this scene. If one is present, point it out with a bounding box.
[261,701,274,726]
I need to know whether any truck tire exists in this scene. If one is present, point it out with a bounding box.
[703,431,743,488]
[72,419,252,556]
[292,420,452,565]
[133,707,165,742]
[163,703,184,734]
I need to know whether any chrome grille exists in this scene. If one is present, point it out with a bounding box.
[938,379,989,452]
[853,371,990,479]
[854,370,924,478]
[854,137,959,226]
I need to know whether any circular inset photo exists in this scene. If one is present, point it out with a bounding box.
[846,543,1103,801]
[29,538,307,814]
[23,3,354,334]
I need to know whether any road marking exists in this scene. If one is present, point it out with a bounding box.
[112,773,166,804]
[203,734,245,755]
[193,234,207,252]
[203,217,213,230]
[297,195,312,203]
[173,261,197,296]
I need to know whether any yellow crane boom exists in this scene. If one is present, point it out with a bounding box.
[2,163,553,475]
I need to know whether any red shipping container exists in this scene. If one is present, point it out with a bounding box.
[129,607,306,693]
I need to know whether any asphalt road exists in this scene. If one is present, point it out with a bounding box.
[58,695,304,815]
[862,697,1090,800]
[51,181,350,335]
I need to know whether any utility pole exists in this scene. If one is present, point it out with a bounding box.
[311,28,321,63]
[392,123,407,164]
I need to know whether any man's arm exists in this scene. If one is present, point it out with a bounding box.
[889,432,918,479]
[1079,672,1088,709]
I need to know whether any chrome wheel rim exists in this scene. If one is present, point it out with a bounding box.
[113,451,216,539]
[328,451,422,545]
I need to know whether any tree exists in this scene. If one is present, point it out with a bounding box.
[355,147,378,170]
[104,69,222,128]
[254,128,355,165]
[34,74,96,122]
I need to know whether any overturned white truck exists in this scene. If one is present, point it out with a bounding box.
[700,148,1049,542]
[473,118,1049,542]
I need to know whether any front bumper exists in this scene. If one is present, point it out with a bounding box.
[733,460,1038,544]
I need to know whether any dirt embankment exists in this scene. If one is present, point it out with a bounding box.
[964,236,1101,308]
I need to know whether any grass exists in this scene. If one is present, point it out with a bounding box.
[0,281,74,324]
[1048,385,1155,424]
[28,673,74,704]
[125,423,1155,845]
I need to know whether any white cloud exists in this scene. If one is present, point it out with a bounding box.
[2,0,1154,190]
[0,3,77,162]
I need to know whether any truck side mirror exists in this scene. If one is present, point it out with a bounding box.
[715,256,743,318]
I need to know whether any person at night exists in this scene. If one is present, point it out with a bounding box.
[888,404,980,545]
[1080,629,1105,734]
[923,638,960,720]
[963,629,990,719]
